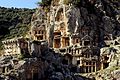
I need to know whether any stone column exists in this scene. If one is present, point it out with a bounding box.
[88,66,90,73]
[84,67,86,73]
[82,41,84,46]
[101,62,104,70]
[60,37,63,48]
[31,69,34,80]
[72,57,77,65]
[95,62,97,72]
[69,37,73,46]
[91,66,93,72]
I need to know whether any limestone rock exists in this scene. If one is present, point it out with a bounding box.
[17,0,120,80]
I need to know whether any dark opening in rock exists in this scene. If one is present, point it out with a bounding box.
[103,63,109,69]
[84,41,90,46]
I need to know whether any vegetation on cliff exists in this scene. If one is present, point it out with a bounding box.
[63,0,81,5]
[0,7,35,49]
[37,0,52,7]
[37,0,81,7]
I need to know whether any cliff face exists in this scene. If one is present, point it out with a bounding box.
[31,0,120,79]
[32,0,120,47]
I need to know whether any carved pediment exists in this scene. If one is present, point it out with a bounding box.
[81,35,93,41]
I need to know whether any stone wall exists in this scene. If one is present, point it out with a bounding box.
[2,37,29,56]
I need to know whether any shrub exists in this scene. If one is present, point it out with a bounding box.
[64,0,81,6]
[37,0,52,7]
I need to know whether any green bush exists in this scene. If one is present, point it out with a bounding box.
[0,7,35,50]
[63,0,71,5]
[37,0,52,7]
[63,0,81,6]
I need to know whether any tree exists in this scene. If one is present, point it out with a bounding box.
[63,0,81,6]
[37,0,52,7]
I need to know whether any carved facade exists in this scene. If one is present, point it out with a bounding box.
[42,0,101,73]
[31,7,47,41]
[1,39,49,79]
[1,1,120,79]
[100,36,120,70]
[30,1,101,73]
[31,26,46,41]
[0,57,47,80]
[2,37,29,56]
[55,34,100,73]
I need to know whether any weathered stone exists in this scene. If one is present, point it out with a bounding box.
[1,0,120,80]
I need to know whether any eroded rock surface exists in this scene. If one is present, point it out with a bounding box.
[30,0,120,80]
[1,0,120,80]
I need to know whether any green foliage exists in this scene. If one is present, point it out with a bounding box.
[63,0,81,6]
[37,0,52,7]
[0,7,35,49]
[63,0,71,5]
[37,0,81,6]
[18,53,25,60]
